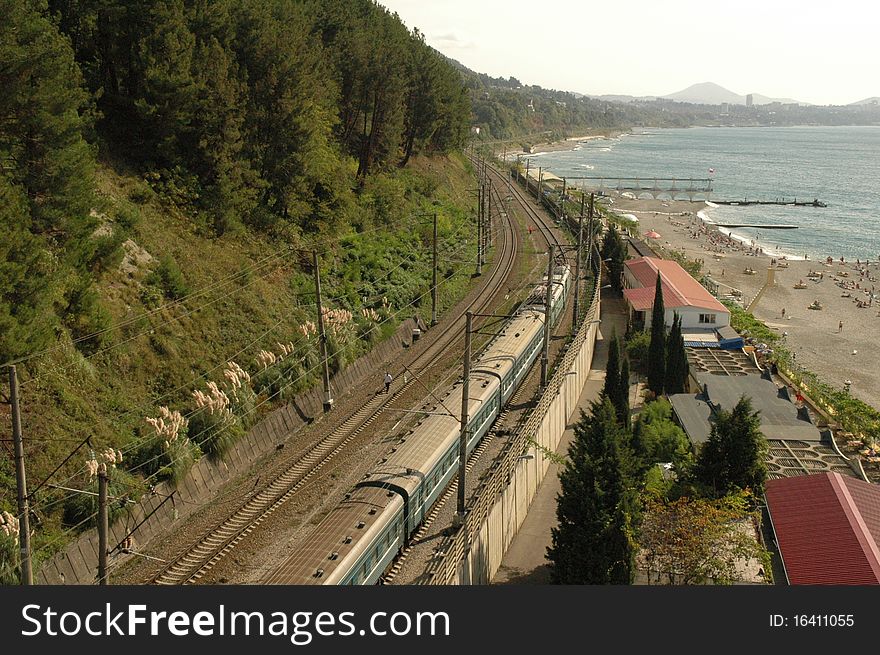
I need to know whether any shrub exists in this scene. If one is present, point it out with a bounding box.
[146,255,189,300]
[625,331,651,367]
[187,410,243,462]
[62,280,112,356]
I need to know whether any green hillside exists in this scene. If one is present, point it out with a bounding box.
[0,0,476,581]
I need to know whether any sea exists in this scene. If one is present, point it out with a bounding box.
[531,125,880,261]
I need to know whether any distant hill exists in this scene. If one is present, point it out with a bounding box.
[849,97,880,106]
[661,82,804,106]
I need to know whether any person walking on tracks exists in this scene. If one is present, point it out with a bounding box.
[384,371,393,394]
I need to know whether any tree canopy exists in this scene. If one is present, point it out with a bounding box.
[695,396,769,497]
[548,399,638,584]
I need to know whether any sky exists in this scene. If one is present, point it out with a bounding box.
[377,0,878,106]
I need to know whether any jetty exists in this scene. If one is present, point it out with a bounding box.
[714,198,827,207]
[714,223,798,229]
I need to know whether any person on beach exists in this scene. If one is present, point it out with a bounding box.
[781,308,786,319]
[838,321,844,333]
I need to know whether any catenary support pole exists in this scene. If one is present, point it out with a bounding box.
[9,365,33,585]
[573,195,585,329]
[541,244,555,387]
[313,251,333,412]
[97,465,108,585]
[431,212,438,326]
[455,311,473,526]
[586,193,595,272]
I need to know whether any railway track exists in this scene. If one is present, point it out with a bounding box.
[379,155,572,584]
[150,179,521,585]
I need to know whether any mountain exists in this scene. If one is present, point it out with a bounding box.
[849,97,880,106]
[661,82,804,106]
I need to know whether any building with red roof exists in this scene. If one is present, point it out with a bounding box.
[623,256,730,331]
[765,472,880,585]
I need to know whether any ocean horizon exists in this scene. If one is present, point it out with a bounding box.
[534,125,880,261]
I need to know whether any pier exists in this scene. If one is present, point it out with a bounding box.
[562,176,714,201]
[713,198,827,207]
[714,223,798,229]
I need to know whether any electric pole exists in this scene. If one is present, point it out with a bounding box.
[455,311,473,527]
[475,185,483,276]
[9,365,33,585]
[313,251,333,412]
[525,159,531,195]
[573,195,585,329]
[536,167,542,202]
[431,212,438,326]
[560,178,567,221]
[587,193,596,273]
[97,464,108,585]
[541,244,555,387]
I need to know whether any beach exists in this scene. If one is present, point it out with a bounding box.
[606,193,880,407]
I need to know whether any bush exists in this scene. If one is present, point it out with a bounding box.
[88,230,126,273]
[187,410,243,462]
[625,331,651,367]
[146,255,189,300]
[63,280,112,356]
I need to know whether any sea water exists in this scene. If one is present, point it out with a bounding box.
[533,126,880,261]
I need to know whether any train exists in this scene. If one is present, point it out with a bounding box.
[263,263,572,585]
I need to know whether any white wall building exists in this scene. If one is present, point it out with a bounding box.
[622,257,730,331]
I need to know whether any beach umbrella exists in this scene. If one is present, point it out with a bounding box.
[644,230,661,239]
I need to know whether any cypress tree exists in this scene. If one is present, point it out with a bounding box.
[647,272,666,396]
[616,356,631,429]
[548,399,637,584]
[602,331,620,404]
[665,313,688,394]
[602,332,631,429]
[601,223,627,293]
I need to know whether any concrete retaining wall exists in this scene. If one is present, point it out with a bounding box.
[36,318,422,584]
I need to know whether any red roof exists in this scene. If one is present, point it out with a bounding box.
[765,472,880,585]
[623,257,728,313]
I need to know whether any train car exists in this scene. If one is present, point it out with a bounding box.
[263,264,571,585]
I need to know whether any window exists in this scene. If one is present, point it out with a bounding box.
[699,313,717,324]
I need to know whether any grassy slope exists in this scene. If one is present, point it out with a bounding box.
[6,153,479,567]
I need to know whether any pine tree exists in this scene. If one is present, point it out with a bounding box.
[696,396,768,497]
[664,313,688,394]
[0,0,96,238]
[647,272,666,396]
[548,399,637,584]
[0,177,55,365]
